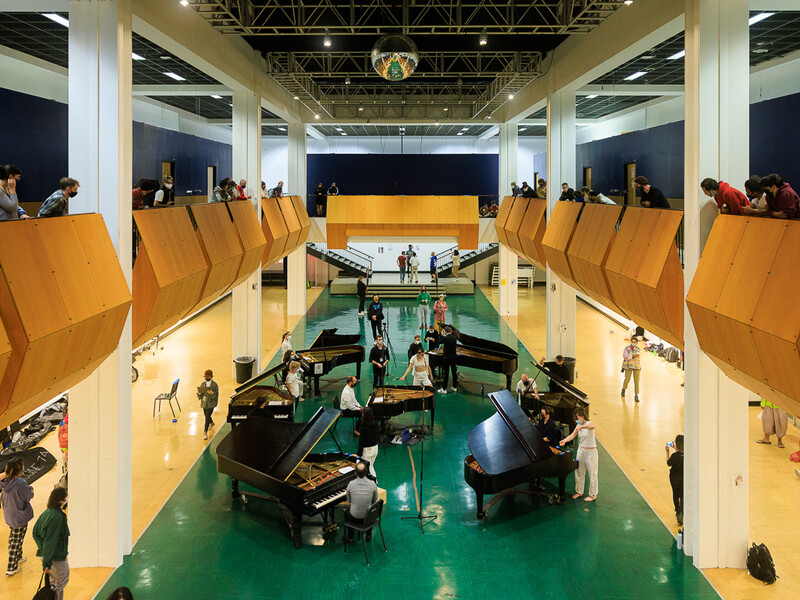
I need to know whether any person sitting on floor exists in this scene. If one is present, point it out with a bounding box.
[344,461,379,543]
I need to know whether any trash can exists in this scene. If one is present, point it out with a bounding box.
[234,356,255,384]
[562,357,577,382]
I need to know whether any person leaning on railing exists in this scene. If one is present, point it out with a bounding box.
[0,165,30,221]
[700,178,747,215]
[742,173,800,219]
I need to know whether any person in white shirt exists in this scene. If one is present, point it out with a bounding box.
[587,190,616,205]
[280,331,295,361]
[559,408,598,502]
[286,361,303,404]
[408,252,420,284]
[340,376,362,412]
[515,373,539,399]
[399,348,433,387]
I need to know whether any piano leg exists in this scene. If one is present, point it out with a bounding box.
[314,376,321,396]
[356,361,362,378]
[280,505,304,549]
[231,478,240,499]
[476,494,486,520]
[506,374,512,390]
[557,476,567,504]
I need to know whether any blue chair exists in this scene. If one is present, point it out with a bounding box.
[153,379,181,418]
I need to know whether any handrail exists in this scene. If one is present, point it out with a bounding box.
[346,245,373,261]
[308,242,373,279]
[435,245,458,271]
[436,243,496,273]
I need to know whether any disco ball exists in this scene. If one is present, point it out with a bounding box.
[371,34,419,81]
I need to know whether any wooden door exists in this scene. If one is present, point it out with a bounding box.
[624,162,637,206]
[207,165,217,201]
[161,160,174,180]
[583,167,592,189]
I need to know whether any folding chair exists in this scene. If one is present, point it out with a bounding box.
[332,396,359,434]
[153,379,181,418]
[343,499,387,566]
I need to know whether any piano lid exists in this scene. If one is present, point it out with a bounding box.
[233,362,288,396]
[310,328,363,349]
[270,406,340,481]
[446,324,517,358]
[468,390,550,475]
[529,359,588,401]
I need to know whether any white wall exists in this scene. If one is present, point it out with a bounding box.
[518,136,548,183]
[348,242,455,272]
[576,96,685,144]
[261,136,289,191]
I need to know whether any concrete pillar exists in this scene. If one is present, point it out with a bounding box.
[287,123,307,316]
[545,89,577,359]
[498,122,518,316]
[66,0,133,567]
[232,91,263,370]
[683,0,750,569]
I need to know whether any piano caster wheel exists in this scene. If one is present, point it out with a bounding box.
[477,511,487,520]
[548,496,555,505]
[323,523,339,533]
[241,495,249,505]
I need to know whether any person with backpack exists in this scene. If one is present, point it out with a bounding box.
[32,487,69,600]
[666,434,684,525]
[0,459,34,576]
[621,336,642,403]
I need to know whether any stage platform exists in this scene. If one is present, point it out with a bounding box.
[331,272,474,298]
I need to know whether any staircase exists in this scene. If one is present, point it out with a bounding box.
[437,243,500,277]
[306,243,373,278]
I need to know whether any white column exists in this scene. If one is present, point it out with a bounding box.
[67,0,132,567]
[683,0,749,569]
[545,90,577,359]
[287,122,308,316]
[498,122,518,316]
[232,91,263,370]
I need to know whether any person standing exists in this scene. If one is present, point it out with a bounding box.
[451,250,460,281]
[408,252,420,284]
[621,336,642,403]
[536,179,547,199]
[429,252,438,283]
[558,182,575,202]
[314,182,325,216]
[700,178,747,215]
[400,347,433,387]
[520,182,536,198]
[433,295,448,331]
[286,361,304,404]
[260,181,269,199]
[407,334,424,360]
[153,176,175,207]
[634,176,671,208]
[424,324,440,351]
[757,398,788,448]
[438,325,458,394]
[271,181,284,197]
[0,165,30,221]
[367,295,384,340]
[357,408,380,479]
[344,462,379,543]
[757,173,800,219]
[357,276,368,316]
[327,182,339,196]
[540,355,572,393]
[197,369,219,440]
[369,336,390,388]
[587,190,616,205]
[417,286,431,330]
[515,373,539,400]
[38,177,80,218]
[559,408,597,502]
[32,487,69,600]
[1,459,34,576]
[234,179,252,201]
[397,252,407,283]
[666,434,684,525]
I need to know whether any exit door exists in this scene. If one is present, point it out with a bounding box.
[583,167,592,190]
[624,162,637,206]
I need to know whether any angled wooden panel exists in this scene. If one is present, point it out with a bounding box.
[326,196,347,249]
[457,196,479,249]
[566,203,627,317]
[542,202,584,292]
[187,203,243,314]
[288,195,311,245]
[505,197,529,258]
[0,216,131,429]
[494,196,516,248]
[132,207,207,348]
[517,198,547,270]
[605,207,684,349]
[261,198,290,265]
[227,201,267,289]
[277,195,303,259]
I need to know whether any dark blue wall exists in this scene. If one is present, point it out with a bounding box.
[750,92,800,186]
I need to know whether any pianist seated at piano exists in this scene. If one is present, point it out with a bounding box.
[344,462,379,543]
[559,407,598,502]
[535,406,560,446]
[247,396,276,420]
[340,376,363,434]
[399,348,434,387]
[515,373,540,400]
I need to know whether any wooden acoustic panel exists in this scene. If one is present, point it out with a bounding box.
[0,321,9,391]
[541,202,584,292]
[494,196,516,248]
[687,217,800,415]
[0,216,131,429]
[132,207,208,348]
[457,197,479,249]
[278,195,303,259]
[605,207,684,349]
[187,203,243,314]
[326,194,347,248]
[566,203,628,317]
[289,195,311,245]
[516,198,547,270]
[261,198,290,267]
[504,197,530,258]
[227,201,267,289]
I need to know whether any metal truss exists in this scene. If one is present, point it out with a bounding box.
[189,1,626,36]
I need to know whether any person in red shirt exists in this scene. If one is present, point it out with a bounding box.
[235,179,252,201]
[759,174,800,219]
[700,178,747,215]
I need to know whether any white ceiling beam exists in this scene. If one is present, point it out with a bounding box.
[306,126,325,140]
[2,0,68,10]
[132,84,230,97]
[0,44,67,77]
[478,125,500,140]
[577,84,685,96]
[749,0,800,9]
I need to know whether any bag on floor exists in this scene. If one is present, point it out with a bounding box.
[790,442,800,463]
[32,573,55,600]
[665,347,680,363]
[746,542,777,584]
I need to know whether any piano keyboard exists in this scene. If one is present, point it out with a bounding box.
[311,489,347,510]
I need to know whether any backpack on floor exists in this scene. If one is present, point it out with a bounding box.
[665,347,680,363]
[746,542,777,584]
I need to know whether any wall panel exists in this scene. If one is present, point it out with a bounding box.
[517,198,547,270]
[261,198,290,266]
[227,201,267,289]
[278,195,303,258]
[542,202,584,293]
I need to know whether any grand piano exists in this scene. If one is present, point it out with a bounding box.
[367,385,436,429]
[296,328,365,395]
[216,407,360,548]
[519,359,589,434]
[427,324,518,390]
[464,390,578,519]
[227,362,295,422]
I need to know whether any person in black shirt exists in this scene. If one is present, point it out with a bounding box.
[407,334,424,360]
[246,396,275,420]
[357,276,368,316]
[369,336,390,388]
[314,182,325,216]
[520,182,536,198]
[540,355,572,393]
[666,434,684,525]
[536,406,560,446]
[357,407,380,479]
[327,182,339,196]
[634,176,671,208]
[367,295,384,340]
[558,182,575,202]
[437,326,458,394]
[424,325,440,351]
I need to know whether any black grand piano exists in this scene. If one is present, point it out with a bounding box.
[216,407,360,548]
[464,390,578,519]
[227,362,295,423]
[427,324,518,390]
[519,359,589,435]
[296,328,365,395]
[367,384,436,429]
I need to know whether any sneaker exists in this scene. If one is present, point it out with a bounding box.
[450,387,457,392]
[203,432,208,440]
[5,567,20,576]
[634,395,639,403]
[437,388,447,394]
[677,513,683,526]
[620,389,626,397]
[18,557,26,564]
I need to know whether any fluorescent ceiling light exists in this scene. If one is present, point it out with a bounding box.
[164,72,186,81]
[457,132,464,136]
[43,13,69,27]
[210,94,222,99]
[340,132,347,136]
[623,71,647,81]
[132,52,145,61]
[180,0,190,6]
[277,127,286,131]
[518,127,527,132]
[586,94,598,99]
[667,50,685,60]
[749,12,774,26]
[314,114,320,119]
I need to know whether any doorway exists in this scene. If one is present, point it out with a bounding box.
[583,167,592,190]
[207,165,217,202]
[161,160,175,180]
[624,162,637,206]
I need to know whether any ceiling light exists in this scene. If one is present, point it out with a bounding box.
[132,52,145,61]
[278,127,286,131]
[323,31,332,47]
[335,127,343,131]
[43,13,69,27]
[667,50,685,60]
[749,12,774,26]
[519,127,527,132]
[358,106,364,111]
[444,107,448,111]
[624,0,633,5]
[160,56,171,60]
[210,94,222,99]
[623,71,647,81]
[228,103,233,107]
[293,95,300,100]
[508,94,514,100]
[314,114,320,119]
[345,75,351,85]
[479,30,488,46]
[586,94,598,99]
[180,0,190,6]
[457,132,464,136]
[435,121,439,126]
[640,55,654,60]
[164,72,186,81]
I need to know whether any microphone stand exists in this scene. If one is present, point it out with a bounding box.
[402,383,438,533]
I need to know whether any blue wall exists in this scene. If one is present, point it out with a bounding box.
[750,92,800,186]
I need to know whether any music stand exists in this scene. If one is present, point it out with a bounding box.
[401,385,438,533]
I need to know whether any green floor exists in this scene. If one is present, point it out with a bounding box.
[98,289,719,600]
